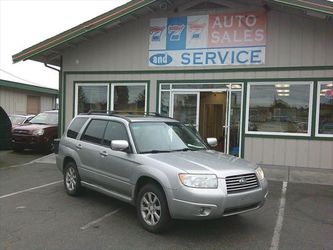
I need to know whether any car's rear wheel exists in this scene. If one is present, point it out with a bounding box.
[63,161,81,196]
[136,183,171,233]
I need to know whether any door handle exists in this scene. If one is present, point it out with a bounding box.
[76,144,82,150]
[100,151,108,157]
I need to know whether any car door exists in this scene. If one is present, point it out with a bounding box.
[98,120,139,198]
[77,119,108,184]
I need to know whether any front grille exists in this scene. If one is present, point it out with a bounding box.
[226,173,259,194]
[13,130,30,135]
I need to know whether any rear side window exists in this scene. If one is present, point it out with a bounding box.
[81,119,108,144]
[103,121,128,146]
[67,117,88,139]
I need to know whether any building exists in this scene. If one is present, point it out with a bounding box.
[12,0,333,171]
[0,79,58,115]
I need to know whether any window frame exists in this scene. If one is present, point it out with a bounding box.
[111,83,148,113]
[245,81,314,137]
[315,81,333,138]
[74,83,110,116]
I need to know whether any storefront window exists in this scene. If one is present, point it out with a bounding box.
[247,82,312,135]
[77,84,108,114]
[113,85,146,113]
[317,81,333,136]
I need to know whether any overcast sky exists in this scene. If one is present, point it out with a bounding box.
[0,0,130,90]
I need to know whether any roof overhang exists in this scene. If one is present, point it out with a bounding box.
[12,0,333,67]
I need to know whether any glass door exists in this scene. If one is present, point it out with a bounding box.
[171,92,200,130]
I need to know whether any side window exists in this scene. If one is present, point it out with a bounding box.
[103,121,128,146]
[81,119,108,144]
[67,117,88,139]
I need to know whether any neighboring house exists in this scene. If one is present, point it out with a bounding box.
[12,0,333,171]
[0,79,58,115]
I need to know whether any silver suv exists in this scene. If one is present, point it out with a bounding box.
[56,113,268,233]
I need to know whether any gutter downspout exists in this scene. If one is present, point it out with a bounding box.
[44,59,62,136]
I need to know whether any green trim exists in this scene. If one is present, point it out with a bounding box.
[0,79,58,95]
[13,0,156,64]
[62,73,67,135]
[63,65,333,76]
[58,56,63,136]
[244,133,333,141]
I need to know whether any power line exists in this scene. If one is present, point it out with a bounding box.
[0,67,44,87]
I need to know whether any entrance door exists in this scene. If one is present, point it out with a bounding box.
[171,92,199,130]
[199,92,227,152]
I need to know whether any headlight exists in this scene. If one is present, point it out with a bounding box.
[255,167,265,181]
[33,129,44,136]
[178,174,218,189]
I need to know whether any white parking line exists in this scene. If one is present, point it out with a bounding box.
[80,208,121,230]
[0,180,62,199]
[270,181,288,250]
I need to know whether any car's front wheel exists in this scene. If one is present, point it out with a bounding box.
[63,161,81,196]
[136,183,171,233]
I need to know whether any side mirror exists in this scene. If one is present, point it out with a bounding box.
[111,140,129,151]
[207,137,218,147]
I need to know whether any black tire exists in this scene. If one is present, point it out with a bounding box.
[46,138,55,153]
[136,183,171,233]
[63,161,81,196]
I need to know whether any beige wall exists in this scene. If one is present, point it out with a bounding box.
[244,137,333,169]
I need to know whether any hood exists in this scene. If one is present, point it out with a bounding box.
[146,150,257,178]
[12,123,56,132]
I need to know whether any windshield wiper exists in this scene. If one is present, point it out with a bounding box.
[171,148,191,152]
[140,150,171,154]
[30,122,47,125]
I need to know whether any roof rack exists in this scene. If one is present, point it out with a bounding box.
[79,110,172,121]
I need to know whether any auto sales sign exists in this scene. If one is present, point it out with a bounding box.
[149,12,267,67]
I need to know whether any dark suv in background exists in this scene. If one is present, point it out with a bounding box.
[11,110,58,153]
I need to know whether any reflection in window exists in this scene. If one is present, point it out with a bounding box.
[78,85,108,114]
[114,85,146,113]
[248,83,311,134]
[318,82,333,135]
[160,91,170,117]
[173,94,198,127]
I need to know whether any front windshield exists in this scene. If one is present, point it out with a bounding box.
[30,112,58,125]
[130,122,207,153]
[9,116,25,125]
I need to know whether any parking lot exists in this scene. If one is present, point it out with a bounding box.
[0,155,332,250]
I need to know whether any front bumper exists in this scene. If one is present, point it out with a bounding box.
[12,135,50,149]
[167,178,268,220]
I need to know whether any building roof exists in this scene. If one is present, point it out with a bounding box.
[12,0,333,66]
[0,79,58,96]
[271,0,333,16]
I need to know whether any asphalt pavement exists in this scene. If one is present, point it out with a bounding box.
[0,155,332,250]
